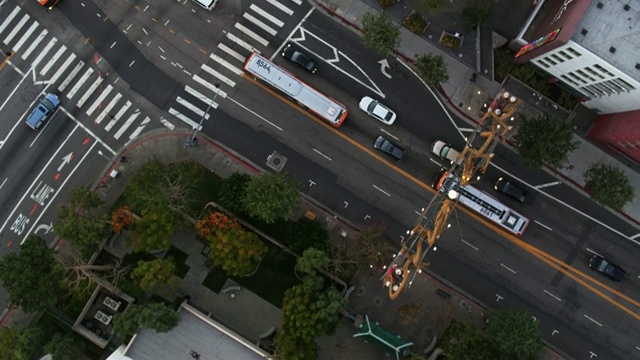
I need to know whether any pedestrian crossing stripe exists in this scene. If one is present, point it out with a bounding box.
[49,53,75,85]
[169,107,202,131]
[290,0,302,5]
[209,53,243,76]
[234,23,269,47]
[21,28,47,61]
[217,43,246,63]
[86,84,113,116]
[225,33,261,54]
[0,7,21,36]
[193,75,230,97]
[105,100,132,131]
[59,60,84,92]
[113,110,141,140]
[201,63,236,88]
[265,0,294,15]
[4,14,29,45]
[177,96,213,118]
[67,67,93,99]
[128,116,151,140]
[242,13,277,37]
[249,4,285,28]
[185,85,218,108]
[13,21,38,53]
[40,44,65,76]
[77,76,103,108]
[160,118,176,131]
[95,93,123,125]
[30,36,55,69]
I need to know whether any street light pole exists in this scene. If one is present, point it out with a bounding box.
[97,150,111,161]
[184,83,221,148]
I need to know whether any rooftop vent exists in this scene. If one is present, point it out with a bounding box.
[581,28,588,35]
[609,47,616,53]
[624,4,630,11]
[636,63,640,70]
[596,2,603,8]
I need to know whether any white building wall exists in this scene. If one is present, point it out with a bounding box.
[531,40,640,114]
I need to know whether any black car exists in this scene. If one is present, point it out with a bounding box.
[282,43,318,73]
[494,177,526,203]
[589,255,625,282]
[373,136,405,161]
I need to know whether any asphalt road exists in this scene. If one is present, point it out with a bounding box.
[0,1,638,358]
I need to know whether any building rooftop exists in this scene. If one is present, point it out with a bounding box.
[572,0,640,82]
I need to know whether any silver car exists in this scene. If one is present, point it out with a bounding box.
[358,96,396,125]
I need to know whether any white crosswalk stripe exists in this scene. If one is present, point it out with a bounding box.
[169,107,202,131]
[201,64,236,88]
[105,100,132,131]
[226,33,261,54]
[243,13,277,36]
[4,14,29,45]
[86,84,114,116]
[21,28,46,61]
[58,61,84,92]
[76,76,103,108]
[13,21,38,53]
[95,94,123,125]
[0,6,21,36]
[210,53,243,76]
[265,0,294,15]
[66,67,94,99]
[250,4,285,27]
[193,75,230,98]
[185,85,220,108]
[160,117,176,131]
[234,23,269,47]
[30,37,56,69]
[217,43,246,63]
[290,0,302,5]
[113,110,141,140]
[40,44,65,76]
[49,53,75,84]
[127,116,150,140]
[177,96,212,119]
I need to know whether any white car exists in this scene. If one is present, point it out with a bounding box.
[358,96,396,125]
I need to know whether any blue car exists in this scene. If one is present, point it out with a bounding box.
[26,93,60,130]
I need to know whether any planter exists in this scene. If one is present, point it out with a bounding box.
[378,0,399,9]
[402,10,429,34]
[439,31,463,50]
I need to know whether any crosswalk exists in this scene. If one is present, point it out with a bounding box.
[167,0,308,129]
[0,5,167,142]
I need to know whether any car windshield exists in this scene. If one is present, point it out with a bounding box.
[40,99,55,112]
[597,259,611,273]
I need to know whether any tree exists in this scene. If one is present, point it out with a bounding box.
[130,259,176,293]
[361,12,401,55]
[415,0,443,18]
[111,205,134,234]
[113,302,180,338]
[353,221,391,269]
[584,162,635,209]
[55,185,108,256]
[207,228,267,276]
[512,114,579,169]
[0,325,20,360]
[285,218,328,254]
[61,247,129,296]
[196,211,241,239]
[0,236,65,313]
[130,205,175,252]
[15,324,48,360]
[416,54,449,85]
[219,173,251,213]
[460,0,494,31]
[297,248,329,294]
[441,321,492,360]
[488,309,542,360]
[43,333,85,360]
[242,172,300,224]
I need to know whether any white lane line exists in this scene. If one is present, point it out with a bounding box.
[66,67,94,99]
[250,4,284,27]
[160,117,175,131]
[193,75,229,98]
[586,248,602,256]
[380,128,399,141]
[49,53,75,84]
[168,107,201,131]
[40,44,66,76]
[543,290,562,302]
[0,178,6,190]
[460,238,478,251]
[114,111,141,140]
[105,100,131,131]
[13,21,38,53]
[185,85,219,108]
[201,63,236,87]
[372,185,391,197]
[584,314,602,327]
[76,76,103,108]
[4,14,29,45]
[30,37,56,69]
[226,32,260,54]
[265,0,294,15]
[534,181,562,189]
[631,233,640,240]
[0,6,21,36]
[210,53,243,75]
[534,220,552,231]
[217,43,246,63]
[313,148,332,161]
[58,61,84,92]
[95,93,123,125]
[243,13,277,36]
[500,263,517,274]
[234,23,269,47]
[290,0,302,5]
[128,116,150,140]
[226,95,282,131]
[177,96,212,118]
[85,84,113,116]
[21,28,47,61]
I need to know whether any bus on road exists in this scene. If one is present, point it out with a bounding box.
[243,52,348,127]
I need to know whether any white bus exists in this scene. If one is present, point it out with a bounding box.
[243,52,348,127]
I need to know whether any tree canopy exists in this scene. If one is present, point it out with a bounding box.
[441,321,493,360]
[0,325,21,360]
[208,228,267,276]
[488,308,542,360]
[512,114,579,169]
[219,172,252,214]
[353,221,391,269]
[415,0,444,17]
[416,54,449,84]
[584,162,635,209]
[242,172,300,224]
[131,259,176,293]
[460,0,494,31]
[44,333,85,360]
[361,12,401,55]
[0,236,65,313]
[113,302,180,339]
[55,185,108,256]
[130,205,175,252]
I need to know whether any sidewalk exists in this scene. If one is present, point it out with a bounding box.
[313,0,640,230]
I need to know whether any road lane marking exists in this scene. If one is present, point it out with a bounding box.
[201,63,236,88]
[243,13,277,36]
[543,290,562,301]
[114,111,141,140]
[177,96,212,118]
[460,238,478,250]
[250,4,284,27]
[128,116,150,141]
[584,314,602,327]
[234,23,269,47]
[226,32,260,54]
[265,0,293,15]
[534,220,552,231]
[58,60,84,92]
[0,6,21,36]
[373,185,391,197]
[76,76,103,108]
[500,263,517,274]
[13,21,38,53]
[4,13,29,44]
[86,84,113,116]
[40,44,66,76]
[30,36,56,69]
[210,53,243,76]
[313,148,331,161]
[48,53,75,84]
[217,43,246,63]
[105,100,132,131]
[168,107,201,131]
[95,93,123,125]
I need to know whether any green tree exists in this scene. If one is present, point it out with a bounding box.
[0,325,20,360]
[207,228,267,276]
[584,162,635,209]
[55,185,108,256]
[130,259,176,293]
[15,324,48,360]
[286,218,328,254]
[460,0,494,31]
[512,114,579,169]
[361,12,401,55]
[315,287,347,334]
[416,54,449,85]
[297,248,329,294]
[441,321,492,360]
[43,333,85,360]
[130,205,175,252]
[242,172,300,223]
[113,302,180,339]
[415,0,443,17]
[488,309,542,360]
[0,236,65,313]
[219,173,251,213]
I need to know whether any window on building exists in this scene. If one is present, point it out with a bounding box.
[537,59,550,68]
[604,80,625,92]
[560,75,579,86]
[559,50,572,60]
[551,54,565,63]
[618,142,629,149]
[581,87,599,98]
[616,78,636,90]
[567,47,582,57]
[544,56,557,66]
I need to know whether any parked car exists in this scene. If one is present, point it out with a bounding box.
[430,140,461,164]
[373,136,405,161]
[282,43,318,73]
[358,96,396,125]
[25,93,60,130]
[494,177,527,203]
[589,255,625,282]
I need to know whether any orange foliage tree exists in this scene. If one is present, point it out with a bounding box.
[111,206,134,234]
[196,211,241,238]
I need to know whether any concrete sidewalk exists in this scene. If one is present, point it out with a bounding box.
[313,0,640,230]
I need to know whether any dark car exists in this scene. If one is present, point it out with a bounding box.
[589,255,625,281]
[25,93,60,130]
[494,177,526,203]
[373,136,405,161]
[282,43,318,73]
